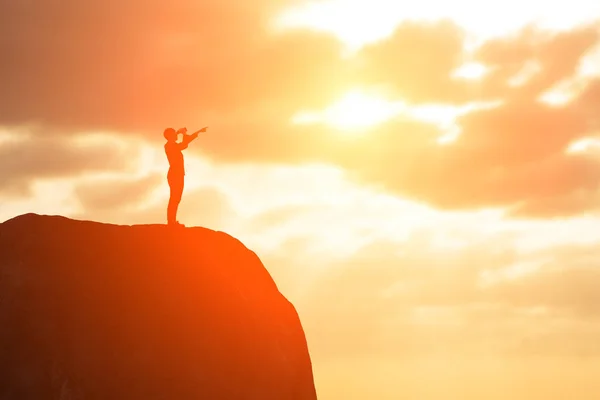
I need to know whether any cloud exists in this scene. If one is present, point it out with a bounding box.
[353,20,473,103]
[509,187,600,218]
[576,77,600,118]
[0,133,140,197]
[0,0,347,132]
[73,173,163,212]
[345,26,600,216]
[474,25,600,99]
[71,184,236,228]
[484,244,600,317]
[290,234,600,360]
[355,102,600,214]
[348,22,599,103]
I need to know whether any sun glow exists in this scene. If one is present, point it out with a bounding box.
[451,62,490,80]
[292,91,503,144]
[292,90,405,131]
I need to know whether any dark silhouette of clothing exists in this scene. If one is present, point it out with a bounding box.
[165,136,194,176]
[164,131,199,225]
[167,171,184,225]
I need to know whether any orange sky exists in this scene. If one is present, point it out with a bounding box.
[2,0,600,398]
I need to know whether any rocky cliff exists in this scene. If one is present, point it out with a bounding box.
[0,213,317,399]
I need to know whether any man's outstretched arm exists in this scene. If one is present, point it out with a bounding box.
[177,126,208,150]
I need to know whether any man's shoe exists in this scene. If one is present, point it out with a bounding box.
[168,220,185,227]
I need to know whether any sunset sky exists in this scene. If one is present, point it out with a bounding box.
[2,0,600,398]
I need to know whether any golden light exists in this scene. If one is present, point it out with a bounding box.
[292,89,503,145]
[451,62,490,80]
[477,260,546,288]
[292,91,472,134]
[537,47,600,107]
[275,0,600,52]
[566,137,600,153]
[274,0,402,52]
[292,90,405,132]
[538,89,573,106]
[324,91,405,130]
[436,128,461,145]
[507,61,542,87]
[410,102,503,144]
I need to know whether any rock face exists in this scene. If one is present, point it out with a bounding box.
[0,213,317,400]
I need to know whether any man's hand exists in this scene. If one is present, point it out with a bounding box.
[177,127,188,134]
[189,126,208,136]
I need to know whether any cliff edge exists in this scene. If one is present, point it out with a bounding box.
[0,213,317,400]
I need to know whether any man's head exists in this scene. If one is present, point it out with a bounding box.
[163,128,177,142]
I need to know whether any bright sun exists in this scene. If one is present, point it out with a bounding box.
[292,90,504,145]
[292,90,405,131]
[322,91,406,130]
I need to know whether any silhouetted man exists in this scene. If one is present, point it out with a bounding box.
[164,126,208,226]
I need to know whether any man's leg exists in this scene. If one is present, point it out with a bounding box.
[167,174,185,224]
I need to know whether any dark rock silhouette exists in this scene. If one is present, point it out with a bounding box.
[0,213,317,400]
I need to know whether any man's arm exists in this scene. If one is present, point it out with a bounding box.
[178,132,198,150]
[177,127,207,150]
